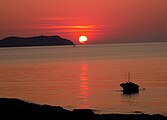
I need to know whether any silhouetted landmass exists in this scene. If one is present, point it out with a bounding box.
[0,98,166,120]
[0,35,74,47]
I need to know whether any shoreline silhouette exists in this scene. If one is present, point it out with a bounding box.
[0,98,166,120]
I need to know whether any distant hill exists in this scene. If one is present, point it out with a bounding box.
[0,35,74,47]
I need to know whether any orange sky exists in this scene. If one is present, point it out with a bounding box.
[0,0,167,44]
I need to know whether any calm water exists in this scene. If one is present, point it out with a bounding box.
[0,42,167,115]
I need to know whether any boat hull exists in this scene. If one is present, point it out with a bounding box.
[120,82,139,94]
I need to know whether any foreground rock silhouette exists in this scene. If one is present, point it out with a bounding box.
[0,35,74,47]
[0,98,166,120]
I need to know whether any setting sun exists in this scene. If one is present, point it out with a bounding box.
[79,35,88,44]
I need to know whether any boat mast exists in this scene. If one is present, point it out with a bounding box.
[128,72,130,82]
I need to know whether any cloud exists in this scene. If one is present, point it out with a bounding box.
[39,17,79,21]
[47,29,101,32]
[44,25,103,29]
[34,17,120,35]
[34,24,105,34]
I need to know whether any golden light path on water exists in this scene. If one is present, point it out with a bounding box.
[79,63,89,108]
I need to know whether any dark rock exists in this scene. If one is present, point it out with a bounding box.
[0,98,166,120]
[100,114,166,120]
[72,109,96,120]
[0,98,71,119]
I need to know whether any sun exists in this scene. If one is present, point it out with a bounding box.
[79,35,88,44]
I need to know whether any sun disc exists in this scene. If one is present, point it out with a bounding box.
[79,35,88,43]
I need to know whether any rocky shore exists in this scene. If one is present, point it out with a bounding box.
[0,98,166,120]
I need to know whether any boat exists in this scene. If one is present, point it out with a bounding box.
[120,72,139,94]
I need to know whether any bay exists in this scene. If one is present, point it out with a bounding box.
[0,42,167,115]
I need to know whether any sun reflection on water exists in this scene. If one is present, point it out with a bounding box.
[79,63,89,108]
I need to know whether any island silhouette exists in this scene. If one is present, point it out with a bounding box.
[0,35,74,47]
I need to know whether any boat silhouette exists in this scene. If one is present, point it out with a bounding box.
[120,72,139,94]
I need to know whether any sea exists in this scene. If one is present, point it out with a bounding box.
[0,42,167,115]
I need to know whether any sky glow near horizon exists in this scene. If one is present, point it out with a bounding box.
[0,0,167,44]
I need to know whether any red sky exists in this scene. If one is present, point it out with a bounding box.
[0,0,167,44]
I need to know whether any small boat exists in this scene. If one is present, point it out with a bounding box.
[120,72,139,94]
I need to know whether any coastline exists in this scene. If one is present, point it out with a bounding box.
[0,98,166,120]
